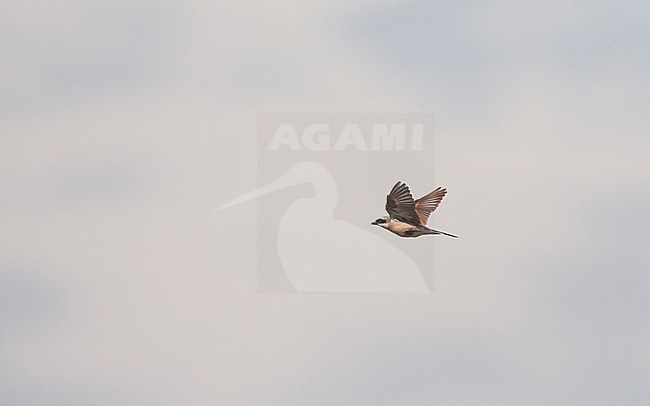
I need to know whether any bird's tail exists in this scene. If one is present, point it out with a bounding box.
[426,228,458,238]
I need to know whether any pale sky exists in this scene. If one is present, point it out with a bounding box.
[2,1,649,404]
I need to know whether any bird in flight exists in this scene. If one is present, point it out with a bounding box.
[371,181,458,238]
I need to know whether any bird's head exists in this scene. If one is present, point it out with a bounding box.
[371,216,389,228]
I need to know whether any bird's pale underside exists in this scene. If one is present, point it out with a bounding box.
[371,181,458,238]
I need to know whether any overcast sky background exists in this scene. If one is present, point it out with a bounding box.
[2,1,650,404]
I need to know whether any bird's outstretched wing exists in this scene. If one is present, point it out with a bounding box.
[414,187,447,225]
[385,181,420,224]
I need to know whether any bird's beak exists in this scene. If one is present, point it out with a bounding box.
[215,169,299,212]
[371,221,377,225]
